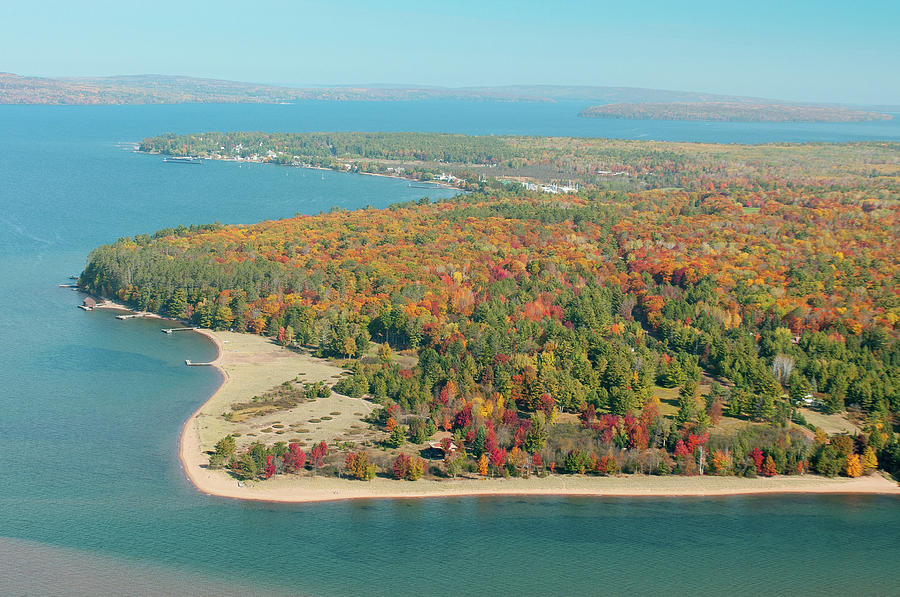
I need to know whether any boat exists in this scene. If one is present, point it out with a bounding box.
[163,156,202,165]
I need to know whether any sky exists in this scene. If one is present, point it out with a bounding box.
[2,0,898,105]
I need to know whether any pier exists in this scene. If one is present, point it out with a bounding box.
[185,360,216,366]
[163,327,194,334]
[116,313,154,320]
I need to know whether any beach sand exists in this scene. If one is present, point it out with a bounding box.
[180,331,900,504]
[184,330,374,451]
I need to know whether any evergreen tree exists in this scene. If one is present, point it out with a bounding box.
[471,425,487,458]
[166,288,189,320]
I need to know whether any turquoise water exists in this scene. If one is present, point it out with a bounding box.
[0,103,898,596]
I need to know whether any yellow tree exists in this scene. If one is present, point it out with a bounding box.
[861,447,878,472]
[709,449,732,476]
[478,453,489,476]
[814,428,828,445]
[844,453,862,478]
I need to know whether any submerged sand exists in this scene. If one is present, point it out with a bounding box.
[180,331,900,504]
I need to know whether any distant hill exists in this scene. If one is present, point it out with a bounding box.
[0,73,434,104]
[580,102,893,123]
[0,72,800,106]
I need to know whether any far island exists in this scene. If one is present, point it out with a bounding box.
[579,102,893,123]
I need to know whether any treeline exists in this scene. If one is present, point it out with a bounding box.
[212,413,897,483]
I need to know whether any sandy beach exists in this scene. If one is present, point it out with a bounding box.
[91,298,162,318]
[187,468,900,504]
[178,330,899,504]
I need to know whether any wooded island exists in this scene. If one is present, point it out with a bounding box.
[579,102,892,123]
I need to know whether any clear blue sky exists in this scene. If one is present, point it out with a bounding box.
[2,0,898,104]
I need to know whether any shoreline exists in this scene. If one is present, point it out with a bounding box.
[177,330,900,504]
[187,475,900,505]
[178,329,228,498]
[91,298,163,318]
[141,150,462,191]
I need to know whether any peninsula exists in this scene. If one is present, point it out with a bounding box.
[82,132,900,501]
[138,130,900,190]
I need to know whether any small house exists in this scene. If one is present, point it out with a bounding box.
[426,440,459,458]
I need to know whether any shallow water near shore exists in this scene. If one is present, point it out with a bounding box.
[0,103,898,596]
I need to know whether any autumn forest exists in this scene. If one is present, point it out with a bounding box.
[82,132,900,483]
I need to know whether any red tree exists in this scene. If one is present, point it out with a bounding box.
[538,393,556,414]
[264,454,276,479]
[393,453,411,480]
[490,447,507,470]
[310,441,328,472]
[581,404,597,428]
[749,448,764,473]
[485,428,499,454]
[454,404,473,429]
[283,443,306,472]
[440,436,453,455]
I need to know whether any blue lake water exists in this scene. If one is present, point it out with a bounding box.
[0,102,897,596]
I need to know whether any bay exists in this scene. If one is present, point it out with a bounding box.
[0,102,897,596]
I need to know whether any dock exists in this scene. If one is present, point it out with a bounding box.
[116,313,153,320]
[185,360,215,366]
[163,327,194,334]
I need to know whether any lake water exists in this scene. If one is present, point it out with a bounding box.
[0,102,897,596]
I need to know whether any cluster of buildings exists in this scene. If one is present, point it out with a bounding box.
[519,181,580,194]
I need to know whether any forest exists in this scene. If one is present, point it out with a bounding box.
[83,133,900,483]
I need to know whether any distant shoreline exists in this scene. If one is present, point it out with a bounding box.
[579,102,893,123]
[174,327,900,504]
